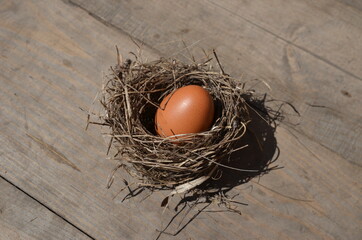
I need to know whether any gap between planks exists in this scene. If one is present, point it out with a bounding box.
[65,0,362,82]
[62,0,164,58]
[208,0,362,81]
[0,175,96,240]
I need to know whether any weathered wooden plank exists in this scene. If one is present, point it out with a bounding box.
[68,0,362,166]
[0,177,91,240]
[70,0,362,79]
[338,0,362,11]
[0,0,361,240]
[208,0,362,77]
[0,1,237,239]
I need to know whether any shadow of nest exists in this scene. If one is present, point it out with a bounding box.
[157,94,284,239]
[89,49,290,239]
[118,93,284,239]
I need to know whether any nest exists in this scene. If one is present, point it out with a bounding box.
[98,52,256,194]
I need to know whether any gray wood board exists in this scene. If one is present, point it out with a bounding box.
[0,177,91,240]
[0,0,361,239]
[69,0,362,166]
[338,0,362,11]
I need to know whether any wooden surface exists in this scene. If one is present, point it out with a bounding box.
[0,177,91,240]
[70,0,362,166]
[0,0,361,239]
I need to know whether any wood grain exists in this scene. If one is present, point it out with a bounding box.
[338,0,362,11]
[208,0,362,77]
[69,0,362,166]
[0,0,361,239]
[0,177,91,240]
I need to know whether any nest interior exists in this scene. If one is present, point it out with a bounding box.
[100,56,256,191]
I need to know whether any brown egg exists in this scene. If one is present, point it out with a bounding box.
[155,85,215,138]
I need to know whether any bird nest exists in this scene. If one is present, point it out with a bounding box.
[95,51,260,195]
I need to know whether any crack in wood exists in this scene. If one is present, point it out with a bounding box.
[0,175,96,240]
[26,133,81,172]
[208,0,362,82]
[63,0,163,57]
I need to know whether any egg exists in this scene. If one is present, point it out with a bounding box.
[155,85,215,138]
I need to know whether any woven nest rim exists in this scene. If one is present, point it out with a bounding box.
[97,52,261,193]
